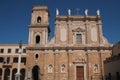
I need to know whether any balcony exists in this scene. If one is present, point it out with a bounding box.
[2,63,12,68]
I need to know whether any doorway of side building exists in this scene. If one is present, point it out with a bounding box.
[76,66,84,80]
[32,65,40,80]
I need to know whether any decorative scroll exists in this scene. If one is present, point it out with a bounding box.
[72,27,85,32]
[73,57,86,64]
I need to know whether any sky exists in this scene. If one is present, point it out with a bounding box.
[0,0,120,44]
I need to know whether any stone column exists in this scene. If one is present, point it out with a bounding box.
[85,20,90,46]
[67,49,72,80]
[86,49,91,80]
[97,20,102,44]
[67,20,72,45]
[54,49,59,80]
[99,49,103,80]
[55,20,59,45]
[43,50,48,80]
[2,68,5,80]
[9,69,12,80]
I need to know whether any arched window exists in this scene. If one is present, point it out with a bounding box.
[4,68,10,80]
[0,68,2,80]
[12,68,17,80]
[48,64,53,73]
[76,34,82,44]
[37,17,41,23]
[36,35,40,44]
[20,69,25,80]
[61,64,66,72]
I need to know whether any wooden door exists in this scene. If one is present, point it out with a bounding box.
[76,66,84,80]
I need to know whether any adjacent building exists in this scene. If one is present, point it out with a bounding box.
[104,42,120,80]
[0,6,112,80]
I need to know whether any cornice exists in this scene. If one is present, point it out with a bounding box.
[26,46,112,51]
[55,15,101,21]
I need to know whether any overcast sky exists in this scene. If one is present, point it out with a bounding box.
[0,0,120,44]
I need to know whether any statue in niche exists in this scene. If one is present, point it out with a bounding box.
[94,64,99,73]
[48,65,53,73]
[61,65,66,72]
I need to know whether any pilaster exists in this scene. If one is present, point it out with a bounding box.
[97,20,102,44]
[2,68,4,80]
[86,49,91,80]
[54,49,59,80]
[85,20,90,45]
[67,49,72,80]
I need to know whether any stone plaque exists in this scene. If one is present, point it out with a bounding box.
[91,28,97,42]
[60,28,67,42]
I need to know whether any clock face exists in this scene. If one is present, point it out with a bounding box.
[37,17,41,23]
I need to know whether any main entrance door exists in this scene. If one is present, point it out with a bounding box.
[76,66,84,80]
[32,66,40,80]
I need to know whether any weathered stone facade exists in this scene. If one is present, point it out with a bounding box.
[0,6,112,80]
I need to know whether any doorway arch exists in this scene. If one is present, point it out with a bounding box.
[32,65,40,80]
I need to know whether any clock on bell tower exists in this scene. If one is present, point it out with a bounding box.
[28,6,50,47]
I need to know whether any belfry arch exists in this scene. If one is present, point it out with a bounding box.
[36,35,40,44]
[32,65,40,80]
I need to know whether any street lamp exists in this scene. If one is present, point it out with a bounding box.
[15,40,22,80]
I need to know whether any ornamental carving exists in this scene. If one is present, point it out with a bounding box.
[73,56,86,64]
[72,27,85,32]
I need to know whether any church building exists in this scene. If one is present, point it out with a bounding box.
[0,6,112,80]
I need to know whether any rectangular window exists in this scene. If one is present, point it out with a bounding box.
[15,49,19,53]
[21,57,26,65]
[6,57,10,64]
[13,57,18,63]
[76,34,82,44]
[0,49,4,53]
[0,57,4,62]
[23,49,26,53]
[8,49,11,53]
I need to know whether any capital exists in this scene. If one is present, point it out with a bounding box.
[67,49,72,54]
[54,49,59,55]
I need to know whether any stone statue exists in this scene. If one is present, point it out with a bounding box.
[85,9,88,15]
[94,64,99,73]
[97,9,100,16]
[56,8,59,16]
[68,9,71,15]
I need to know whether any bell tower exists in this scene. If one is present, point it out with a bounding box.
[28,6,50,47]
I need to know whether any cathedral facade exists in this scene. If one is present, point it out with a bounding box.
[0,6,112,80]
